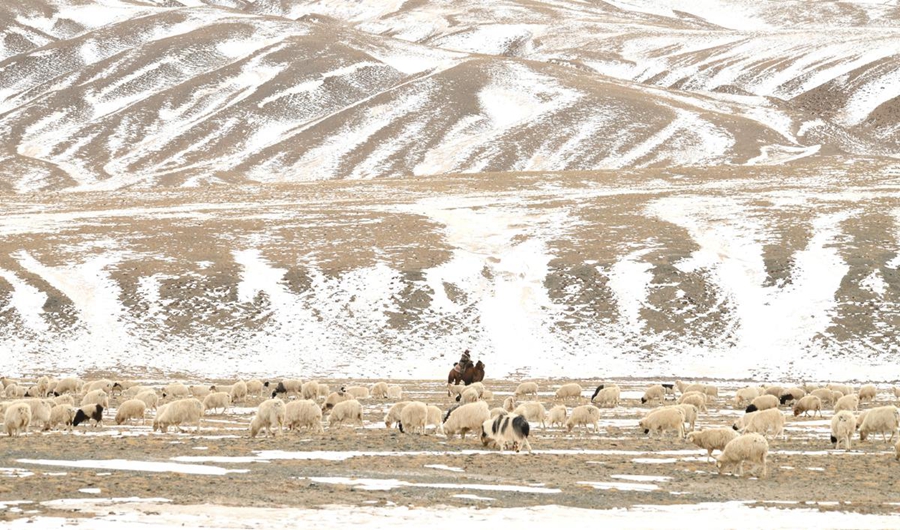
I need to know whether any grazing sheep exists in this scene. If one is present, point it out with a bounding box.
[230,381,248,404]
[115,399,147,425]
[672,404,698,432]
[893,387,900,400]
[482,389,494,401]
[5,383,25,399]
[639,407,685,439]
[49,404,76,432]
[515,382,539,399]
[343,386,370,400]
[828,383,853,396]
[811,388,837,406]
[468,382,485,397]
[272,379,302,399]
[716,433,768,478]
[481,414,532,453]
[163,383,190,400]
[566,405,601,433]
[447,384,466,399]
[322,391,351,411]
[859,406,900,443]
[246,379,265,398]
[779,387,806,405]
[739,408,785,440]
[398,401,428,435]
[370,382,389,399]
[17,399,52,431]
[54,377,80,395]
[513,402,548,429]
[547,405,567,428]
[591,386,620,408]
[250,398,286,438]
[73,404,104,429]
[682,383,705,395]
[442,401,490,440]
[203,392,232,415]
[317,384,330,399]
[81,390,110,413]
[733,387,760,407]
[679,392,708,412]
[830,410,856,450]
[674,380,689,393]
[747,394,779,412]
[859,384,878,404]
[153,398,203,433]
[834,394,860,414]
[641,385,666,405]
[384,401,411,428]
[792,395,823,418]
[387,385,403,400]
[124,385,155,399]
[328,399,363,429]
[489,407,509,419]
[53,394,76,407]
[702,385,719,399]
[301,381,320,400]
[459,387,480,404]
[763,386,785,398]
[555,383,584,401]
[426,406,444,435]
[688,428,739,462]
[135,391,159,411]
[84,380,114,394]
[4,402,31,436]
[503,396,516,412]
[285,400,324,434]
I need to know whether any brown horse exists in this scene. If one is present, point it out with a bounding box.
[447,360,485,386]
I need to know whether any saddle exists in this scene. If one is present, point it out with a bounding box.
[452,362,467,375]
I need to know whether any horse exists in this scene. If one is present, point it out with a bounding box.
[447,360,485,387]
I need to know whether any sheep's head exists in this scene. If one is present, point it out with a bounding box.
[640,397,647,404]
[792,405,801,417]
[745,404,758,414]
[830,435,837,444]
[686,432,696,443]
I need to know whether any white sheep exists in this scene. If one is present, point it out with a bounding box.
[384,401,411,428]
[481,389,494,400]
[703,385,719,399]
[828,383,853,396]
[285,400,324,434]
[792,395,823,418]
[54,377,80,395]
[503,396,516,412]
[273,379,302,398]
[547,405,567,428]
[490,407,509,419]
[893,387,900,400]
[328,399,363,428]
[739,408,785,440]
[370,382,389,399]
[81,389,109,412]
[18,398,52,431]
[859,384,878,403]
[716,433,768,478]
[84,379,114,394]
[513,402,547,429]
[52,394,75,407]
[687,428,739,462]
[481,414,532,453]
[555,383,584,401]
[426,406,444,435]
[641,385,666,405]
[230,381,248,404]
[831,410,856,450]
[763,386,785,397]
[459,387,480,404]
[592,386,620,408]
[387,385,403,400]
[246,379,265,398]
[5,383,25,399]
[859,406,900,443]
[163,383,190,400]
[679,392,708,412]
[747,394,778,412]
[468,383,485,397]
[343,386,369,400]
[810,388,837,405]
[732,387,760,407]
[115,399,147,425]
[250,398,286,438]
[124,385,155,399]
[442,401,490,440]
[317,384,330,399]
[203,392,232,415]
[671,403,698,432]
[514,382,539,399]
[135,391,159,411]
[447,384,466,399]
[834,393,860,414]
[4,402,31,436]
[302,381,320,400]
[322,391,351,411]
[639,407,684,438]
[566,405,601,433]
[153,398,203,433]
[399,401,428,435]
[49,404,76,432]
[682,383,705,395]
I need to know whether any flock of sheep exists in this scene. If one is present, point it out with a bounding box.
[2,375,899,480]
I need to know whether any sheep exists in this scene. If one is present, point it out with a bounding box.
[740,408,786,440]
[246,379,265,398]
[5,383,25,399]
[834,394,860,414]
[81,389,109,412]
[136,391,159,411]
[828,383,853,396]
[482,389,494,400]
[779,387,806,405]
[328,399,363,429]
[115,399,147,425]
[31,376,51,397]
[442,401,490,440]
[490,407,508,419]
[672,403,698,432]
[514,382,539,399]
[125,385,156,399]
[458,387,480,404]
[152,404,169,432]
[230,381,248,404]
[555,383,583,401]
[859,384,878,404]
[342,386,369,400]
[566,405,601,433]
[447,383,466,399]
[858,406,900,443]
[322,391,350,411]
[284,400,323,434]
[16,399,52,431]
[716,433,768,478]
[203,392,232,415]
[682,383,705,395]
[468,382,485,397]
[84,379,114,394]
[272,379,302,399]
[792,395,823,418]
[832,390,845,402]
[763,386,785,397]
[398,402,428,435]
[747,394,779,413]
[301,381,320,400]
[641,385,666,405]
[639,407,684,438]
[163,383,190,400]
[591,386,620,408]
[662,383,676,398]
[316,384,330,399]
[679,392,708,412]
[49,404,76,432]
[53,394,75,407]
[387,385,403,400]
[811,388,837,405]
[548,405,567,428]
[674,380,690,393]
[73,404,104,429]
[370,382,389,399]
[250,398,286,438]
[703,385,719,399]
[893,386,900,400]
[426,406,444,435]
[513,402,547,429]
[732,387,760,407]
[54,377,80,395]
[4,402,31,436]
[153,398,202,433]
[687,428,739,462]
[830,410,855,450]
[502,396,516,412]
[481,414,532,453]
[384,401,411,428]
